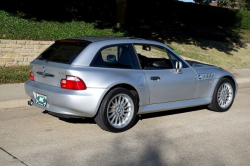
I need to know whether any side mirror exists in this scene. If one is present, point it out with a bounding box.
[107,54,116,62]
[176,61,183,74]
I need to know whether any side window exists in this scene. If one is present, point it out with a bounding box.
[90,44,140,69]
[134,45,174,70]
[167,50,189,68]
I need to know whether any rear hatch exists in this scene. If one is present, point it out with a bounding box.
[30,40,89,87]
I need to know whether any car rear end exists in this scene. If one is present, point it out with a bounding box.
[25,39,107,117]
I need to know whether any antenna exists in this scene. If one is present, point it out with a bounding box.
[68,8,88,37]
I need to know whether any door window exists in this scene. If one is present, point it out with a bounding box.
[166,50,189,68]
[91,44,140,69]
[134,45,174,70]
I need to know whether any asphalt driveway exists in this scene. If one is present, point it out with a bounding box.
[0,82,250,166]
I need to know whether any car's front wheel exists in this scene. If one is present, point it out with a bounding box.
[208,78,235,112]
[94,87,137,132]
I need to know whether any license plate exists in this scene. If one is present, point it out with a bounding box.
[35,93,47,107]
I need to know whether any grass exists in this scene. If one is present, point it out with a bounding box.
[0,10,124,40]
[165,27,250,70]
[239,29,250,42]
[0,66,30,84]
[167,39,250,70]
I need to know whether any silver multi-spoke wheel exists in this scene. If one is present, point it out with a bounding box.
[107,94,134,128]
[95,87,137,132]
[208,78,235,112]
[217,82,233,109]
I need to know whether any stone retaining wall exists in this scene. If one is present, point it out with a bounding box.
[0,39,53,67]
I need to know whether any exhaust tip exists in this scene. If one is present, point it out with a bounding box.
[28,99,33,106]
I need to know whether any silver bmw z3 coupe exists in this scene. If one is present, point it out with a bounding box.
[25,37,237,132]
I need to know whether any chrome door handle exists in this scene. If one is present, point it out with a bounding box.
[151,76,160,81]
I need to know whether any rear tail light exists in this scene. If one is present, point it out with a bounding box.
[61,76,87,90]
[30,71,34,81]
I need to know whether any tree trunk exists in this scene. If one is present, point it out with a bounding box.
[116,0,127,26]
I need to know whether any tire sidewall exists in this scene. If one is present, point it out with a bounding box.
[99,88,137,132]
[212,78,235,112]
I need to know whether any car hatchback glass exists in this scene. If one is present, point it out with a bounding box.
[37,54,48,63]
[38,40,89,64]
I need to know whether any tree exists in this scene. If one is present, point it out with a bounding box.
[116,0,127,26]
[193,0,214,4]
[217,0,250,10]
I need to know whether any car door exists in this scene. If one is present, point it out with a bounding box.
[134,44,198,104]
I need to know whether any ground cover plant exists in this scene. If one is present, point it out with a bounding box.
[0,10,124,40]
[0,66,30,84]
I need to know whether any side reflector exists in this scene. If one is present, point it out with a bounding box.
[61,76,87,90]
[30,71,34,81]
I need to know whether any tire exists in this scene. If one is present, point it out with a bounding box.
[94,87,137,132]
[208,78,235,112]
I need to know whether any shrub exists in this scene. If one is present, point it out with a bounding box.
[0,10,124,40]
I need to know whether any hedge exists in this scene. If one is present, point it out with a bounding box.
[0,10,124,40]
[0,1,249,41]
[127,1,250,30]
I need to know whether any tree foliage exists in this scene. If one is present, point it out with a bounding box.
[116,0,127,25]
[217,0,250,11]
[193,0,213,4]
[193,0,250,10]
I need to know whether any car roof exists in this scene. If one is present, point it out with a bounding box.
[67,36,168,48]
[68,36,174,67]
[69,36,145,42]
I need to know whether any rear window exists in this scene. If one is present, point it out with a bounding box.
[38,40,89,64]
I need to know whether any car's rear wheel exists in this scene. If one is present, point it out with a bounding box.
[208,78,235,112]
[94,87,137,132]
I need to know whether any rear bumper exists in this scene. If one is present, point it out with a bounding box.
[24,80,108,117]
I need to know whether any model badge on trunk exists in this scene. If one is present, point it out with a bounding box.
[37,67,55,78]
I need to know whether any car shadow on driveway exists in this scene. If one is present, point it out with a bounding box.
[42,110,96,124]
[138,105,208,120]
[58,117,96,124]
[43,105,207,127]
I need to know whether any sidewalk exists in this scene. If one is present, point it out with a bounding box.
[0,69,249,109]
[0,83,28,109]
[230,69,250,84]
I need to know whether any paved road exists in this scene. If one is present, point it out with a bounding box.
[0,82,250,166]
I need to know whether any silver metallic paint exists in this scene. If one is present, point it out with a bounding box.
[31,61,68,87]
[25,37,237,118]
[138,97,211,114]
[25,80,108,117]
[65,66,150,106]
[144,68,198,104]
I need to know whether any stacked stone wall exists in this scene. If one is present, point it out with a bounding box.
[0,39,53,67]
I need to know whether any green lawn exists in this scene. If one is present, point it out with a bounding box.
[167,34,250,70]
[0,66,30,84]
